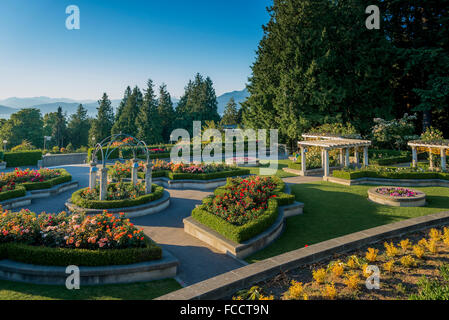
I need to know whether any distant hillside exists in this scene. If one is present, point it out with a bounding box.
[217,88,249,115]
[0,105,18,119]
[0,89,249,117]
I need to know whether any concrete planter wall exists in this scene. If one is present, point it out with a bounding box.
[368,187,426,207]
[184,201,304,259]
[65,190,170,218]
[0,181,79,210]
[0,250,179,285]
[153,177,230,191]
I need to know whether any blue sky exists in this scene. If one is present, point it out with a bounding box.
[0,0,272,100]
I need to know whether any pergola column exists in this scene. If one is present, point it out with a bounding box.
[321,149,325,168]
[300,146,306,176]
[412,146,418,168]
[441,148,447,172]
[345,148,350,167]
[323,149,330,177]
[429,148,434,170]
[131,159,139,186]
[363,147,369,167]
[354,148,360,166]
[339,149,344,166]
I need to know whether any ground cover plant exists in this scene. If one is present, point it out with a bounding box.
[246,181,449,263]
[234,226,449,300]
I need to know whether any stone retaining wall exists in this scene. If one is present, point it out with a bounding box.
[158,211,449,300]
[42,153,87,167]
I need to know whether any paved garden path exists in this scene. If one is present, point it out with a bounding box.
[6,164,322,286]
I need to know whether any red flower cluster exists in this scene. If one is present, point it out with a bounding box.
[204,176,278,226]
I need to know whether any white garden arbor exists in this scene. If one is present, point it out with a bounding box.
[297,134,371,177]
[408,140,449,172]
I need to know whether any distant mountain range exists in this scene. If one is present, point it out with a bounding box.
[0,88,249,119]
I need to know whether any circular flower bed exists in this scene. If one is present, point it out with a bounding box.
[0,208,161,266]
[368,186,426,207]
[70,182,165,209]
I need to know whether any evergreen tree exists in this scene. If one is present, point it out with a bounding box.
[136,79,163,144]
[157,83,176,142]
[53,106,67,148]
[242,0,394,147]
[68,104,91,148]
[1,108,44,148]
[175,73,220,135]
[88,93,114,145]
[221,97,239,125]
[113,86,142,137]
[112,86,131,134]
[381,0,449,132]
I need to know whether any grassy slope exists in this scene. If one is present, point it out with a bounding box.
[246,181,449,263]
[0,278,181,300]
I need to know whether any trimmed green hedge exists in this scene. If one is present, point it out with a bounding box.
[0,185,26,201]
[332,168,449,180]
[192,199,279,243]
[4,151,42,167]
[111,168,251,181]
[71,184,164,209]
[20,169,72,191]
[0,239,162,266]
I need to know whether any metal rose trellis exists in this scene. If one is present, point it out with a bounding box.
[89,134,152,200]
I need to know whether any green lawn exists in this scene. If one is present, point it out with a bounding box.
[0,278,181,300]
[246,181,449,263]
[238,159,297,178]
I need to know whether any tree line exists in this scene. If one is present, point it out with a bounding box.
[0,73,242,150]
[241,0,449,148]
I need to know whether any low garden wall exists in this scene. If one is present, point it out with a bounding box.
[325,176,449,187]
[66,189,170,218]
[42,153,87,167]
[159,211,449,300]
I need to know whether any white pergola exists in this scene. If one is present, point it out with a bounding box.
[408,140,449,172]
[297,135,371,177]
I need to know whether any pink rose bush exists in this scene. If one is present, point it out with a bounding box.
[375,187,419,197]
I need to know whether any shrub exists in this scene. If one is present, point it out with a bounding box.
[371,114,419,150]
[0,185,26,201]
[71,184,164,209]
[4,150,42,167]
[332,166,449,181]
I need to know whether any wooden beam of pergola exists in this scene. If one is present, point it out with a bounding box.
[408,140,448,171]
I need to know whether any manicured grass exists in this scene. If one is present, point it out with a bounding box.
[238,159,297,178]
[0,278,181,300]
[246,181,449,263]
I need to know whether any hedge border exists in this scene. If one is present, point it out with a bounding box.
[0,186,27,201]
[191,176,294,243]
[332,169,449,180]
[109,168,251,182]
[70,183,164,209]
[3,151,42,167]
[0,239,162,267]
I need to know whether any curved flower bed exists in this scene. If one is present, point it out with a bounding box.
[375,187,419,197]
[0,208,161,266]
[0,168,72,201]
[191,176,294,243]
[71,182,164,209]
[108,160,250,181]
[368,186,426,207]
